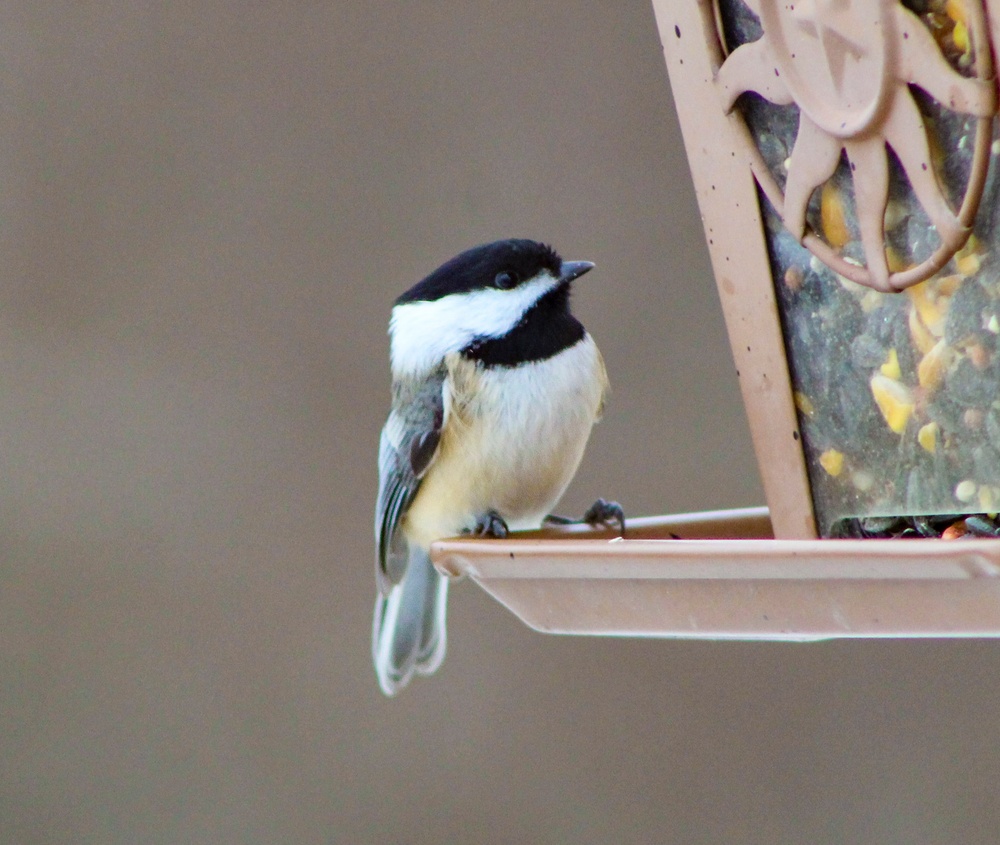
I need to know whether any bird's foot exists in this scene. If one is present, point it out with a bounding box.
[583,498,625,534]
[544,498,625,534]
[468,510,509,539]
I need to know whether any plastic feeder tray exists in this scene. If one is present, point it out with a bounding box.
[431,508,1000,639]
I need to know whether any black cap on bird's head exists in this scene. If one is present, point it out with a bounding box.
[389,239,596,374]
[395,239,593,305]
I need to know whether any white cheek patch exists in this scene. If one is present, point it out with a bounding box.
[389,273,557,375]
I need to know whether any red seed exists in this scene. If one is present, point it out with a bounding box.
[783,266,804,293]
[964,408,985,430]
[968,342,991,369]
[942,522,968,540]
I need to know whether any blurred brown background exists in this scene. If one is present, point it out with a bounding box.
[2,2,999,843]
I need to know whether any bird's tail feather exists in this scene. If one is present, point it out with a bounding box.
[372,546,448,696]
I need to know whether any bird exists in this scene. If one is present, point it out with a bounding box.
[372,238,622,696]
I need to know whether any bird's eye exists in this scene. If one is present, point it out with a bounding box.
[494,271,517,290]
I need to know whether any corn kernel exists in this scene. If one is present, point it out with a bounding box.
[955,234,982,277]
[906,281,946,337]
[917,339,955,393]
[821,182,850,249]
[819,449,844,477]
[957,247,981,277]
[880,348,901,380]
[909,306,937,355]
[937,273,963,296]
[794,391,816,417]
[918,421,939,453]
[953,20,970,54]
[885,246,909,274]
[870,374,915,434]
[979,485,1000,512]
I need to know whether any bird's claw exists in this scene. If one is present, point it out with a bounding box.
[544,498,625,534]
[468,510,509,539]
[582,498,625,534]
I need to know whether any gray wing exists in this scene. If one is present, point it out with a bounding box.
[375,369,447,594]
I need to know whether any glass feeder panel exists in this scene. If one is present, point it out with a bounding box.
[718,0,1000,537]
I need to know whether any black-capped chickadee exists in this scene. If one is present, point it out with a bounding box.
[373,238,622,696]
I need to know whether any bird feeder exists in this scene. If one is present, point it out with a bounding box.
[431,0,1000,639]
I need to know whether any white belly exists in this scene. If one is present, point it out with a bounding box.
[403,335,607,547]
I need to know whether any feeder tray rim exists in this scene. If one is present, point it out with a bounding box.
[430,506,1000,640]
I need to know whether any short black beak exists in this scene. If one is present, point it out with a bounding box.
[558,260,595,284]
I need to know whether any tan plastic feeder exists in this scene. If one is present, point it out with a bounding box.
[431,0,1000,638]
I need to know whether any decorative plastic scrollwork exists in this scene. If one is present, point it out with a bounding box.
[714,0,997,292]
